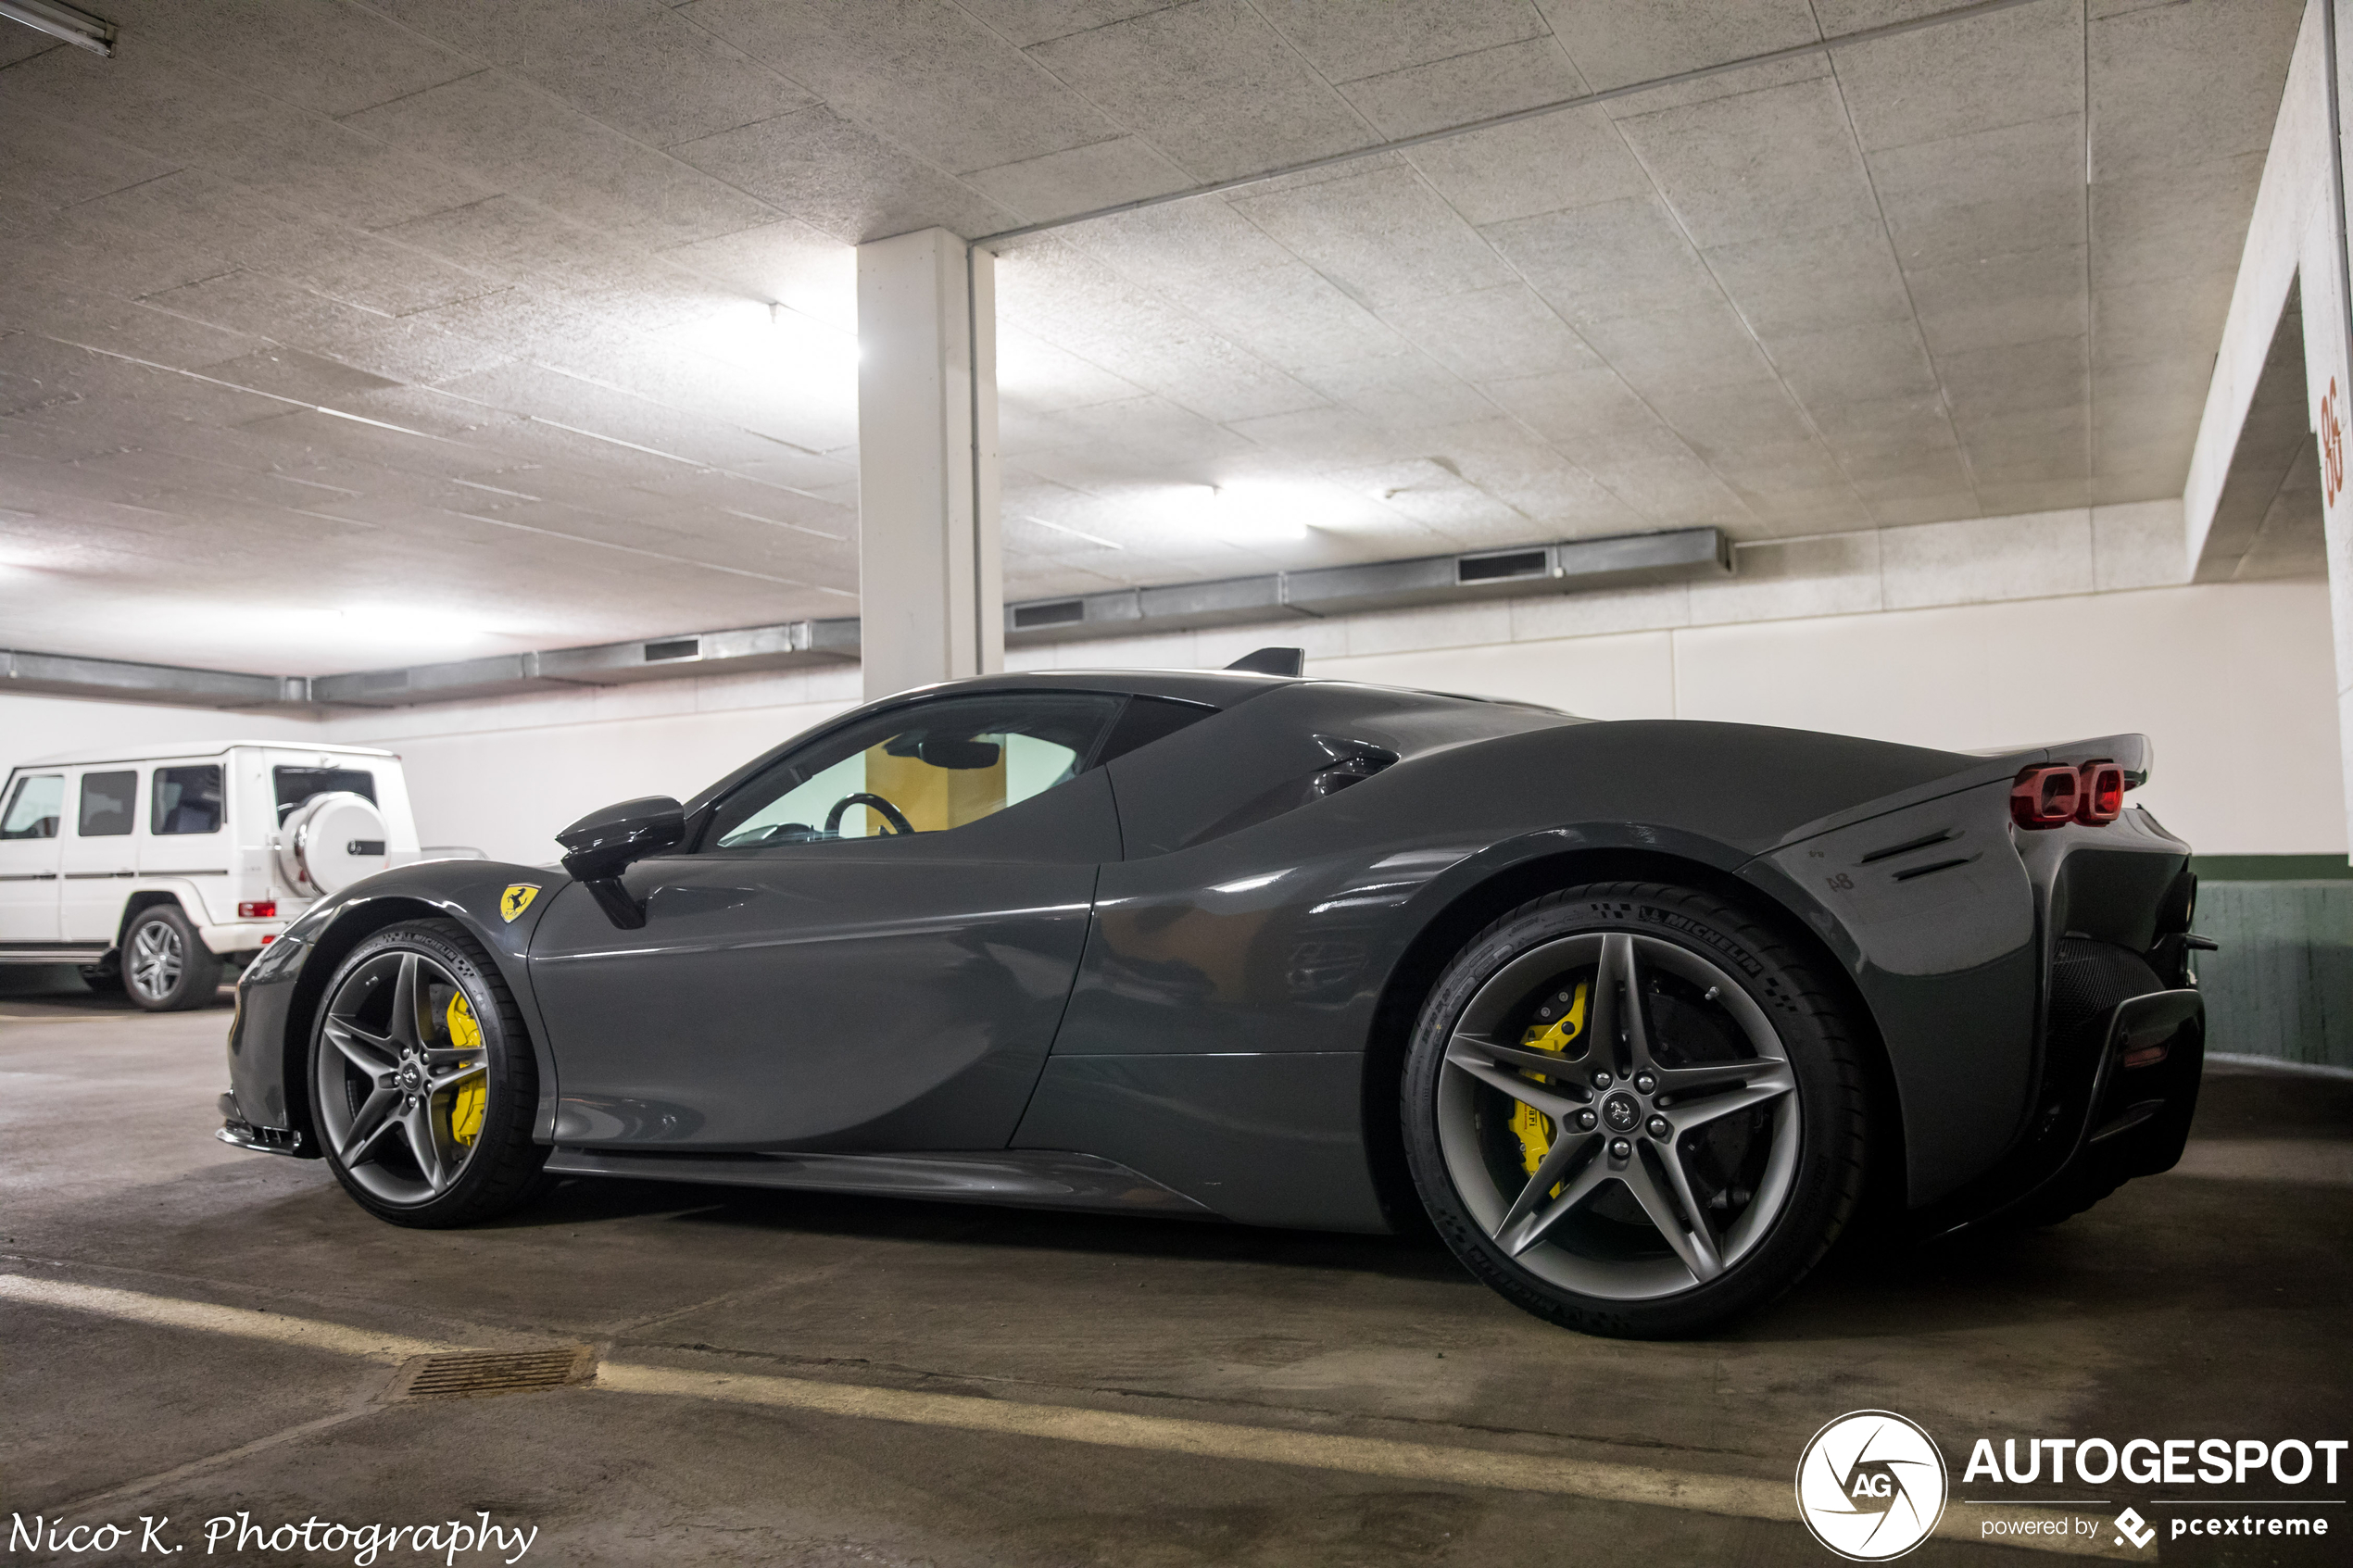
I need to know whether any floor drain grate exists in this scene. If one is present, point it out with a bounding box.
[388,1346,596,1401]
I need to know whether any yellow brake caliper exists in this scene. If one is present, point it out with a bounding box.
[445,993,485,1148]
[1512,982,1589,1178]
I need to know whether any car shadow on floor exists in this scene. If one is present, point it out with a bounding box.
[500,1173,1478,1286]
[0,966,233,1014]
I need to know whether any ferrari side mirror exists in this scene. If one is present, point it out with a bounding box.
[557,796,685,928]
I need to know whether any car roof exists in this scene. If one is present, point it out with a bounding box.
[14,740,396,769]
[935,667,1306,707]
[937,668,1570,717]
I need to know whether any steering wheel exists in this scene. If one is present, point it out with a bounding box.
[824,791,914,837]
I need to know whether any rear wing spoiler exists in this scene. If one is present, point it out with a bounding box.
[1967,733,2151,789]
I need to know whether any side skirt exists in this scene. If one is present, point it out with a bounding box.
[539,1147,1221,1219]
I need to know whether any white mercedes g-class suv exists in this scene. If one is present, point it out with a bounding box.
[0,742,423,1010]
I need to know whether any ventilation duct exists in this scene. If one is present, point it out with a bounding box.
[1001,526,1730,645]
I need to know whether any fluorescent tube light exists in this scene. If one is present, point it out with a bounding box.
[0,0,115,56]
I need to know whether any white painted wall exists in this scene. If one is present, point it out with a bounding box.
[15,504,2343,866]
[1313,583,2343,859]
[0,689,319,779]
[318,664,863,866]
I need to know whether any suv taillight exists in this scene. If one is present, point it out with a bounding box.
[238,900,277,919]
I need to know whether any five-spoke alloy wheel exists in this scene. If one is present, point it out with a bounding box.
[1404,882,1869,1337]
[311,920,548,1226]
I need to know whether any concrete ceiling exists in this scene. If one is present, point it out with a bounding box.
[0,0,2307,674]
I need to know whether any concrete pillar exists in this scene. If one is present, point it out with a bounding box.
[855,228,1002,702]
[2189,0,2353,859]
[2329,0,2353,864]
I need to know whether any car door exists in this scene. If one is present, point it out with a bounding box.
[530,690,1127,1152]
[61,768,140,942]
[0,771,66,946]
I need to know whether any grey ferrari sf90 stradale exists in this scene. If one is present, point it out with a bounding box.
[219,652,2205,1336]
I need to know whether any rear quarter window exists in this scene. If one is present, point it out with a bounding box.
[153,765,224,834]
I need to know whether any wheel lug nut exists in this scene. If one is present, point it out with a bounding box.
[1592,1072,1612,1088]
[1609,1138,1630,1160]
[1577,1110,1597,1131]
[1647,1116,1670,1138]
[1634,1072,1655,1094]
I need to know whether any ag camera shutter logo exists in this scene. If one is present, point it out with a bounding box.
[1796,1410,1950,1561]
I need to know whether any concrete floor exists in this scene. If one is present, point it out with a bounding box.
[4,972,2348,1568]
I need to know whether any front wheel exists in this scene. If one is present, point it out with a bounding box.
[310,919,548,1227]
[1403,882,1870,1338]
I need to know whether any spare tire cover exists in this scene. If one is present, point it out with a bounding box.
[283,791,391,895]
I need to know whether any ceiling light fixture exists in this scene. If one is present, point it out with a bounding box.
[1172,480,1381,542]
[0,0,115,56]
[772,301,859,365]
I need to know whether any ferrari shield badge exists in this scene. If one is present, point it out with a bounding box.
[499,884,540,922]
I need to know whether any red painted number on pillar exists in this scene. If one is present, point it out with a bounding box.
[2325,377,2346,508]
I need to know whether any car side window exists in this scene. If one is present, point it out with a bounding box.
[707,693,1124,849]
[1,774,64,840]
[153,765,224,835]
[78,771,137,836]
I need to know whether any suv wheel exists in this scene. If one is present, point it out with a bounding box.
[121,904,223,1011]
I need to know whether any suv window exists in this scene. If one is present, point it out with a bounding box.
[153,765,224,835]
[1,774,64,840]
[708,692,1123,849]
[78,771,137,836]
[274,765,377,822]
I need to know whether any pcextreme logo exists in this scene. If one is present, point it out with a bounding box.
[1795,1411,1950,1561]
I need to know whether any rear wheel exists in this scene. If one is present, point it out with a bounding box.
[310,919,548,1227]
[1403,882,1869,1338]
[122,904,221,1011]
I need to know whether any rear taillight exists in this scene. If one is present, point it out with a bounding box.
[2076,761,2124,826]
[238,900,277,919]
[2010,765,2080,829]
[2011,761,2130,831]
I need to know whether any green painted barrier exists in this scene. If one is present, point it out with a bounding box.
[2189,857,2353,1072]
